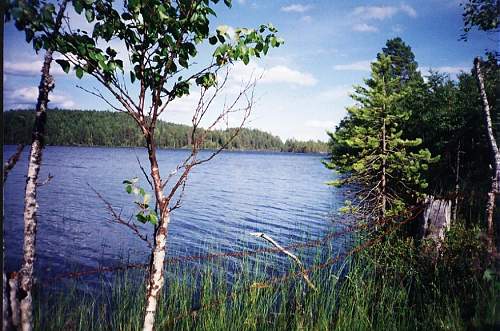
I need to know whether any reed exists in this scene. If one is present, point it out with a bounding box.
[32,224,499,331]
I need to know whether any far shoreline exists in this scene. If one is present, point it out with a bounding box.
[3,143,328,156]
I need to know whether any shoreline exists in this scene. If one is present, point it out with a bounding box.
[3,143,329,156]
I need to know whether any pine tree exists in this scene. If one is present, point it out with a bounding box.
[325,55,435,222]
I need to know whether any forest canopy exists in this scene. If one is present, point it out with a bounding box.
[4,109,328,153]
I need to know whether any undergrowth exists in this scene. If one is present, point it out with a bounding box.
[33,223,499,331]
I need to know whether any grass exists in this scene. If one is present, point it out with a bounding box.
[32,223,500,331]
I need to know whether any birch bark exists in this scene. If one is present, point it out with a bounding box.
[142,135,171,331]
[474,57,499,254]
[18,2,68,330]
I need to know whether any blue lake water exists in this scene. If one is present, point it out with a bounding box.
[4,145,346,284]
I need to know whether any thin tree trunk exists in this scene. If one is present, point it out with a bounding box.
[474,57,499,254]
[18,48,54,331]
[381,118,387,219]
[17,2,68,330]
[142,135,170,331]
[9,273,20,329]
[3,145,25,331]
[452,143,461,222]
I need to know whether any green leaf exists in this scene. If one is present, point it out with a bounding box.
[143,194,151,205]
[223,0,232,8]
[33,38,43,52]
[209,36,218,45]
[106,47,117,57]
[75,66,84,79]
[25,29,34,43]
[148,213,158,225]
[126,185,132,194]
[74,0,84,14]
[85,8,94,23]
[55,59,70,73]
[136,213,147,224]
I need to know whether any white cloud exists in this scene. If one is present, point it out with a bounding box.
[167,91,202,112]
[392,24,404,33]
[400,3,417,18]
[262,65,317,86]
[352,5,399,20]
[301,15,313,23]
[319,85,353,100]
[333,60,373,72]
[281,4,312,13]
[421,66,469,75]
[5,60,65,76]
[352,23,379,32]
[230,62,317,87]
[352,4,417,20]
[434,66,468,74]
[305,120,337,129]
[5,86,76,109]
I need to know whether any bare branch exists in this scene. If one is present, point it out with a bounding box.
[250,232,317,291]
[36,174,53,187]
[3,144,25,184]
[136,155,154,191]
[88,184,153,248]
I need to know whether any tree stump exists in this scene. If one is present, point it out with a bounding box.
[420,196,452,249]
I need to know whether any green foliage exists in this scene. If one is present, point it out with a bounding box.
[461,0,500,40]
[50,0,282,97]
[325,54,435,219]
[377,37,424,88]
[404,56,499,220]
[8,0,63,52]
[123,177,157,225]
[3,109,328,153]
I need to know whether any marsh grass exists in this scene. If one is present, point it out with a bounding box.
[33,224,499,331]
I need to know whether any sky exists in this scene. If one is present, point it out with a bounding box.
[3,0,497,142]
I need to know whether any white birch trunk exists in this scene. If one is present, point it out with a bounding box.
[474,57,500,253]
[142,137,171,331]
[9,273,20,329]
[142,213,169,331]
[3,271,9,331]
[16,3,69,330]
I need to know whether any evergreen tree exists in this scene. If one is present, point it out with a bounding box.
[377,37,424,88]
[325,55,434,222]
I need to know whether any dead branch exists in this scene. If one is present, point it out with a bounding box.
[250,232,317,291]
[36,174,53,187]
[88,184,153,248]
[3,144,25,184]
[136,155,154,191]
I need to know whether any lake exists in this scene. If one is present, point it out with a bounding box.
[4,145,346,284]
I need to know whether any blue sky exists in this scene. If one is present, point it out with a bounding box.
[4,0,496,141]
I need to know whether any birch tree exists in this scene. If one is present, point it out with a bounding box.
[50,0,282,329]
[474,57,499,253]
[8,1,69,330]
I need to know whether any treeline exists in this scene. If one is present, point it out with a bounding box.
[3,109,328,153]
[327,38,499,223]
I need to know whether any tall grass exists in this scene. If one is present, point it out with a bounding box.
[33,224,499,331]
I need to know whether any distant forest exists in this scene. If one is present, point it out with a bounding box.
[4,109,328,153]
